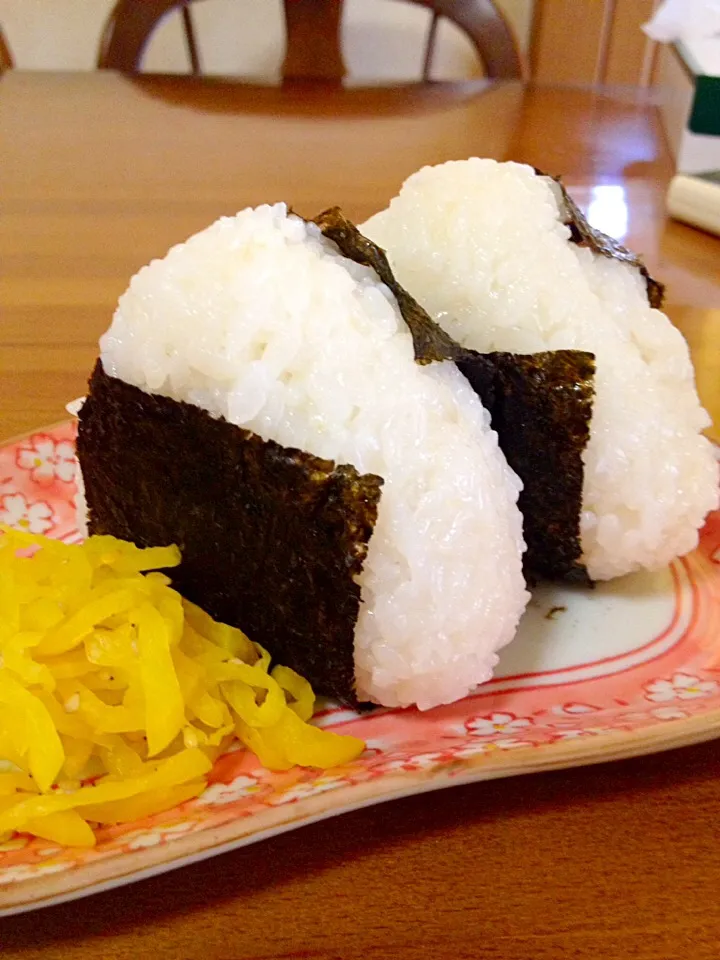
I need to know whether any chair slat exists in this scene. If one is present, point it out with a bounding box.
[282,0,345,82]
[97,0,523,82]
[181,3,201,76]
[0,25,13,71]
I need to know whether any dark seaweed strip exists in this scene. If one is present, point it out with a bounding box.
[457,351,595,584]
[539,172,665,310]
[313,207,467,365]
[314,207,596,582]
[77,361,383,707]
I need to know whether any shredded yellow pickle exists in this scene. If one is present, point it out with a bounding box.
[0,527,364,846]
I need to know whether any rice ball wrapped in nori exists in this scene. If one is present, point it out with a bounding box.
[362,159,719,581]
[80,203,529,710]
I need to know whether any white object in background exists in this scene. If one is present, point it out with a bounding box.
[676,125,720,175]
[643,0,720,43]
[654,36,720,175]
[666,171,720,235]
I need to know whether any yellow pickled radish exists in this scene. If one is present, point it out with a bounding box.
[183,601,257,663]
[250,709,365,770]
[83,780,206,824]
[24,810,96,848]
[0,672,64,791]
[35,691,93,740]
[82,780,206,825]
[21,597,64,633]
[0,772,37,796]
[40,650,98,680]
[37,588,137,657]
[234,719,296,773]
[136,602,185,755]
[188,689,230,730]
[221,675,286,729]
[73,683,145,734]
[172,646,206,702]
[59,737,95,780]
[272,665,315,721]
[0,715,28,773]
[2,635,53,690]
[99,735,146,778]
[0,527,365,846]
[0,749,212,836]
[84,623,136,669]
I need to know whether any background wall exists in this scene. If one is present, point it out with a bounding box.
[0,0,534,81]
[531,0,662,87]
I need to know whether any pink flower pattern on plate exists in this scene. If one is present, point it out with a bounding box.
[16,436,76,484]
[550,727,611,740]
[551,702,600,716]
[451,739,533,759]
[371,751,446,774]
[124,821,197,851]
[268,776,348,806]
[465,712,533,737]
[651,707,690,721]
[644,673,718,702]
[0,862,70,885]
[0,492,55,534]
[197,775,261,806]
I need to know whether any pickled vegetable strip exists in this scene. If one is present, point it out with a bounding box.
[0,527,364,845]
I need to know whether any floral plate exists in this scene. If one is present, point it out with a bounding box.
[1,423,719,916]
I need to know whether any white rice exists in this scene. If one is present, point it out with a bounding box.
[99,203,529,709]
[362,159,719,580]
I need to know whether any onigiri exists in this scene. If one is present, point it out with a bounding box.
[362,159,719,581]
[78,203,529,710]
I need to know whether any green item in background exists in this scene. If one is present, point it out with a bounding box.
[694,170,720,185]
[689,76,720,137]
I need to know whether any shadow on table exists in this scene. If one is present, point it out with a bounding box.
[122,74,518,117]
[3,734,720,951]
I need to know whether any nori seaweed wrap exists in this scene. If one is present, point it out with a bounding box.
[78,362,383,706]
[315,207,596,582]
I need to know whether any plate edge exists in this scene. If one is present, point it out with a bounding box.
[2,706,720,916]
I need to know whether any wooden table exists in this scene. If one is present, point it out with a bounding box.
[1,72,719,959]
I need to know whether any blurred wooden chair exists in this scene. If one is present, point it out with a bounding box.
[0,25,13,72]
[97,0,522,82]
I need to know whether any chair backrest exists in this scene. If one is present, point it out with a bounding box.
[0,25,13,72]
[99,1,197,74]
[414,0,523,81]
[98,0,522,82]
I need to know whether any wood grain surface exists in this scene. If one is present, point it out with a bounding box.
[530,0,659,87]
[1,71,720,958]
